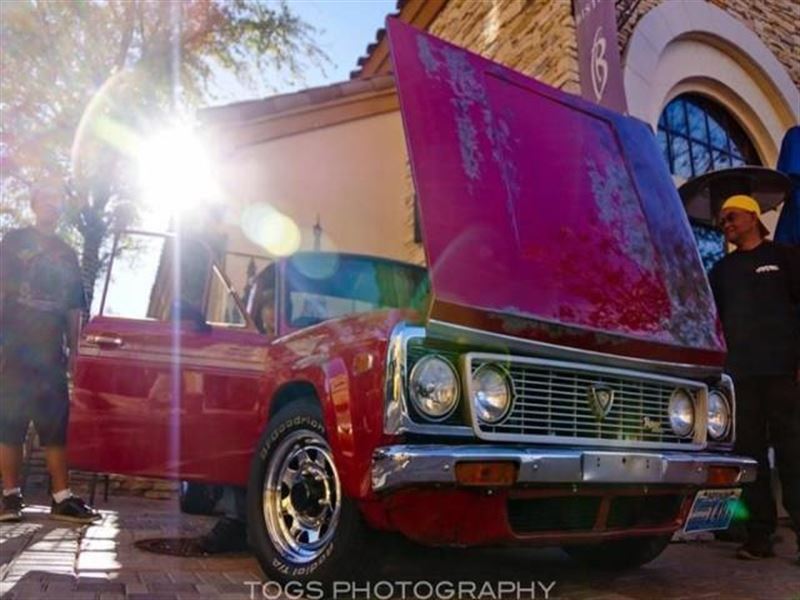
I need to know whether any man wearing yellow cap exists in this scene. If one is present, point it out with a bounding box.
[709,194,800,562]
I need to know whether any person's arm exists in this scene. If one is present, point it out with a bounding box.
[784,244,800,384]
[65,248,87,376]
[66,308,82,375]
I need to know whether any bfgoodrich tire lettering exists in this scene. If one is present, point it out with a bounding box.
[247,399,367,584]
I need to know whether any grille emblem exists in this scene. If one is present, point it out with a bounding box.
[587,385,615,420]
[642,416,663,434]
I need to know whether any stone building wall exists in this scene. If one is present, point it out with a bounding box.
[616,0,660,53]
[709,0,799,89]
[427,0,797,102]
[616,0,800,90]
[428,0,581,94]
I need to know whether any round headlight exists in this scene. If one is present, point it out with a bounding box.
[669,388,695,437]
[409,355,460,421]
[471,365,513,424]
[707,389,731,440]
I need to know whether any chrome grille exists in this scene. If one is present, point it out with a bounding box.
[466,353,707,449]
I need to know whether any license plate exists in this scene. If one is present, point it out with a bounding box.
[684,488,742,533]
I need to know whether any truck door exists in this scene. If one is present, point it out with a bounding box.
[68,231,268,484]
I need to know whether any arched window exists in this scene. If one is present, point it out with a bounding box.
[657,94,761,180]
[657,94,762,272]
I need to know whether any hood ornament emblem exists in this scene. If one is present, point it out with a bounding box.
[587,385,615,421]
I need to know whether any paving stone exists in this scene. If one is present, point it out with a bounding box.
[2,581,49,595]
[77,572,114,582]
[146,582,198,593]
[194,584,221,596]
[162,571,199,584]
[138,572,172,583]
[81,538,118,551]
[224,570,263,585]
[76,579,127,593]
[215,582,253,594]
[4,495,799,600]
[194,572,231,585]
[105,571,141,584]
[125,583,150,594]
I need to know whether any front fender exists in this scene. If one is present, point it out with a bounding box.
[261,310,413,499]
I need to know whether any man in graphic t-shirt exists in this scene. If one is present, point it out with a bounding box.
[709,194,800,563]
[0,182,100,523]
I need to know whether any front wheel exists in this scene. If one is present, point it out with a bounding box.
[247,399,369,585]
[562,535,671,570]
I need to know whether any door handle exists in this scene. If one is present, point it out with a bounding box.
[85,334,124,348]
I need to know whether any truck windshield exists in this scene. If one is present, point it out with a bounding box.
[285,254,429,328]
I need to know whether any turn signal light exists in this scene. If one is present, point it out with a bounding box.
[455,461,517,487]
[706,466,740,486]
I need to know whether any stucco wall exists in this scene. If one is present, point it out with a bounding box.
[428,0,581,94]
[617,0,799,90]
[216,111,417,268]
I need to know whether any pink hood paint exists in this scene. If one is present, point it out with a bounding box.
[388,19,725,367]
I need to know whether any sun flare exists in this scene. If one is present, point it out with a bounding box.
[137,126,220,226]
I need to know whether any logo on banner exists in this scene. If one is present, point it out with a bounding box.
[590,26,608,102]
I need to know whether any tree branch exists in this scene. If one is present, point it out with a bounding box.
[114,0,136,71]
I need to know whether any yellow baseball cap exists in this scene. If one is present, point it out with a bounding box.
[721,194,761,215]
[720,194,769,236]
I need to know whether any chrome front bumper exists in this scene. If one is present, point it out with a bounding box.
[371,445,758,492]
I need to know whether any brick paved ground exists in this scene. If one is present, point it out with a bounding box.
[1,493,797,600]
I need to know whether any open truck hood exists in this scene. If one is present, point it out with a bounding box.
[388,19,725,367]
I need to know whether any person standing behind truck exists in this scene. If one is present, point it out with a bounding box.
[709,194,800,563]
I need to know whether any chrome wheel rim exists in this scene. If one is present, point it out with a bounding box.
[263,429,341,564]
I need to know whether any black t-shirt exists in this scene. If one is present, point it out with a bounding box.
[0,227,87,368]
[709,241,800,378]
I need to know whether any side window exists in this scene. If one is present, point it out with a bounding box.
[206,266,246,327]
[222,253,271,299]
[101,232,212,321]
[103,233,169,319]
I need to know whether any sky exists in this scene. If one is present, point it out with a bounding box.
[210,0,398,105]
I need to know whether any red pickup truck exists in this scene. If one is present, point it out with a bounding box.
[68,20,756,584]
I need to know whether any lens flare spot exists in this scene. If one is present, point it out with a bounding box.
[730,498,749,521]
[241,203,301,257]
[289,252,340,280]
